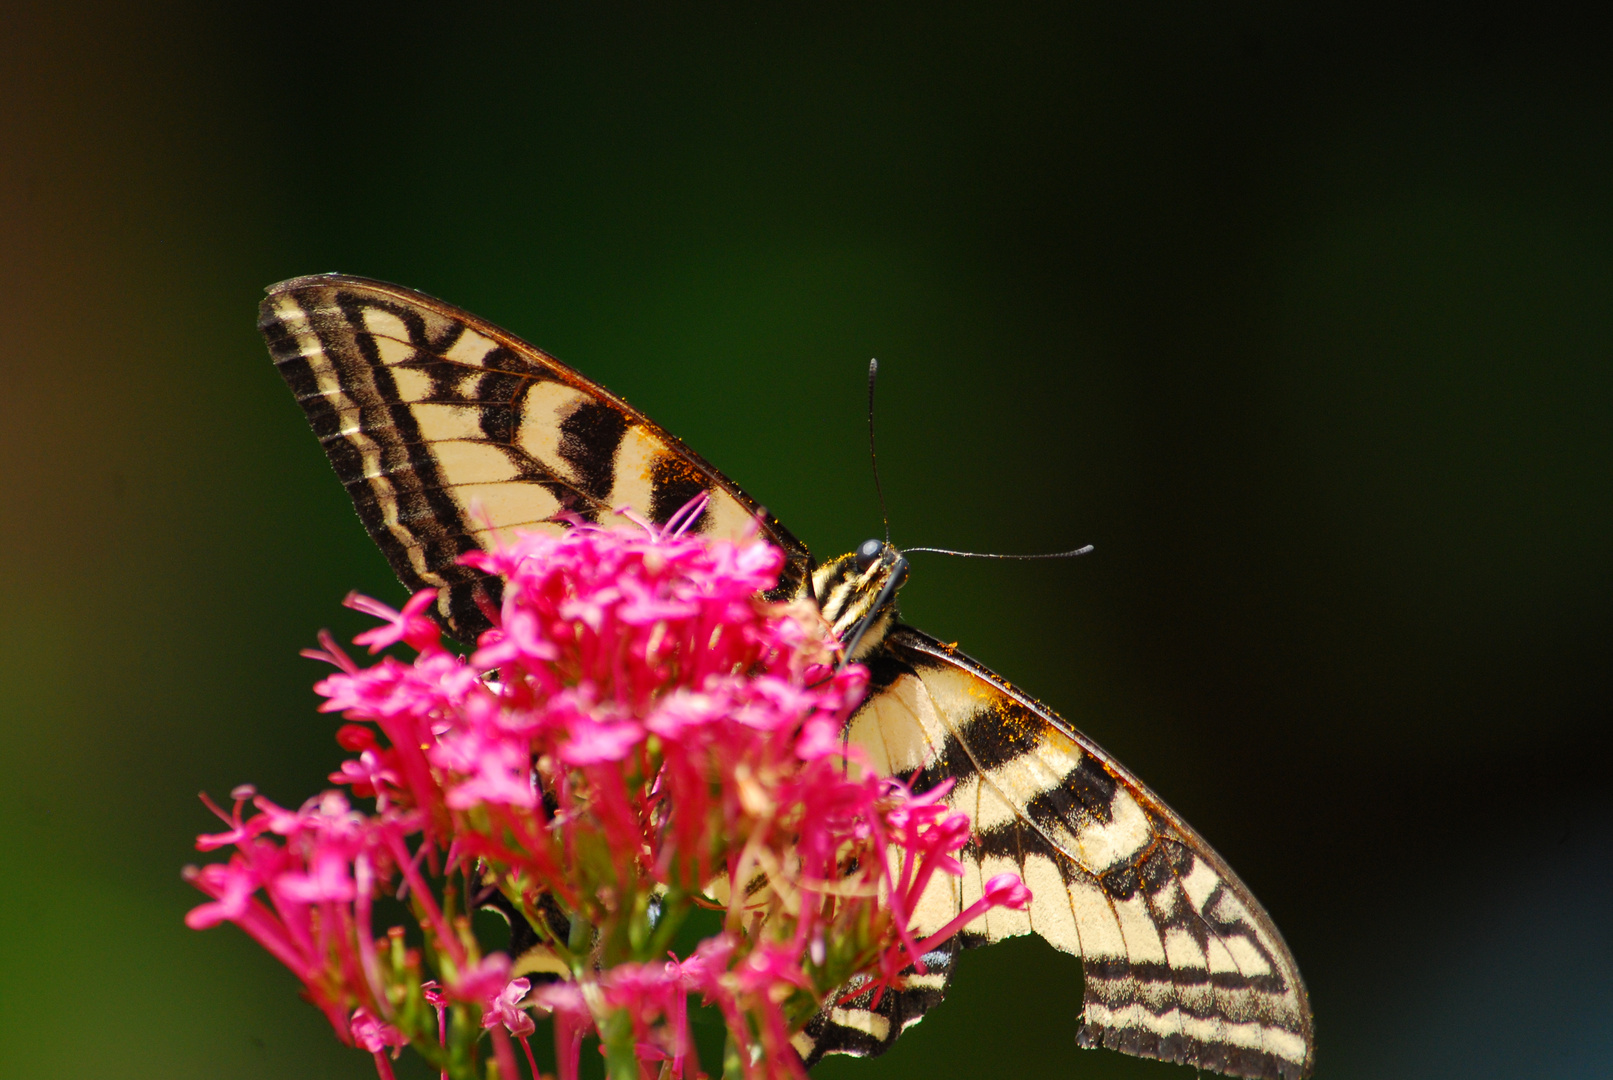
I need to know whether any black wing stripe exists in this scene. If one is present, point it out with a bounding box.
[791,939,960,1068]
[263,288,474,599]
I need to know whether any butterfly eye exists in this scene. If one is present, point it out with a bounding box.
[855,538,883,571]
[892,560,909,589]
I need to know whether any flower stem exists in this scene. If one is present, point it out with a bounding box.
[598,1008,641,1080]
[721,1031,746,1080]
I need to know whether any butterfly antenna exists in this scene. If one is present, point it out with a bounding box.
[903,543,1096,560]
[867,358,891,545]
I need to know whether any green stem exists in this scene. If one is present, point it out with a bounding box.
[721,1030,746,1080]
[598,1007,641,1080]
[567,906,591,975]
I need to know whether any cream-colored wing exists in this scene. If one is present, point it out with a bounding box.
[259,274,810,640]
[830,625,1314,1080]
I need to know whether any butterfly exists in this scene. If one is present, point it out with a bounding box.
[259,274,1315,1079]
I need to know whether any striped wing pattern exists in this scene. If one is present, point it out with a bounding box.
[821,627,1313,1080]
[792,937,961,1066]
[258,274,810,641]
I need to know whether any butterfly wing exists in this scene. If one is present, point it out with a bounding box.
[258,274,811,640]
[791,935,961,1066]
[827,625,1314,1080]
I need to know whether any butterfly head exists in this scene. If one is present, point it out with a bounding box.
[812,538,910,662]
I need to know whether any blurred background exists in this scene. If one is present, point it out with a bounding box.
[2,3,1609,1078]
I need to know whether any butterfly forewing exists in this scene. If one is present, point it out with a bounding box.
[258,274,810,640]
[830,626,1313,1080]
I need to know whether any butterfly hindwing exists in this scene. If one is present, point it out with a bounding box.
[791,936,960,1067]
[258,274,811,641]
[836,627,1313,1080]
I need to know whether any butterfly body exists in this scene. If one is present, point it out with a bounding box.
[259,275,1314,1079]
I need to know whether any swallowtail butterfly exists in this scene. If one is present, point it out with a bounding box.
[259,274,1315,1079]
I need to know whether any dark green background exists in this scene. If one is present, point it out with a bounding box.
[2,4,1608,1078]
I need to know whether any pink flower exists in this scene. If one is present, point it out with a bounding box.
[433,732,537,809]
[481,977,535,1038]
[348,590,442,654]
[445,953,511,1006]
[181,860,256,928]
[350,1008,407,1053]
[275,847,357,904]
[329,749,398,798]
[912,872,1032,959]
[529,980,589,1022]
[187,511,1031,1080]
[983,871,1034,910]
[557,716,644,764]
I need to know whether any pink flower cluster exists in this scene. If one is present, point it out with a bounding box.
[186,511,1028,1080]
